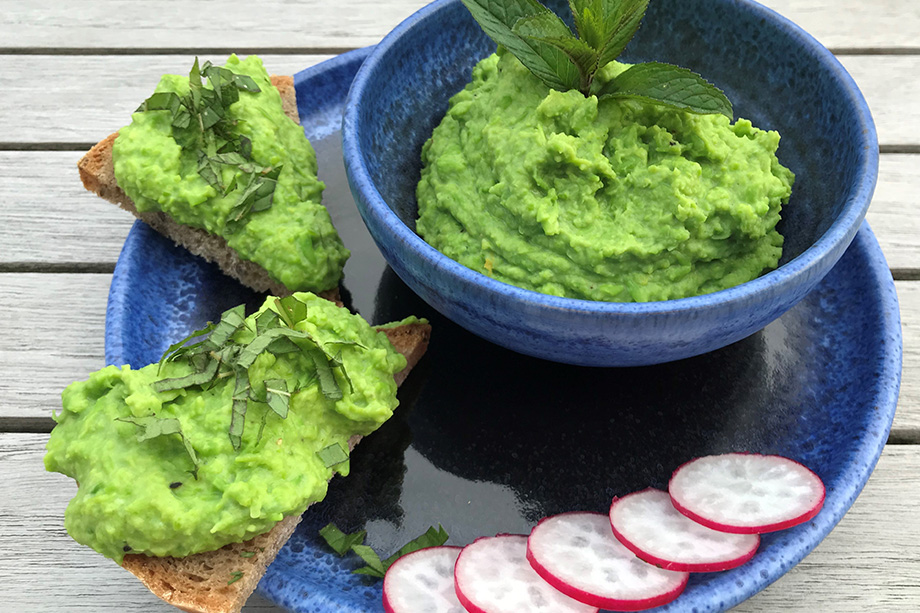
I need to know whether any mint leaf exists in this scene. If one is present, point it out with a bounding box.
[208,304,247,347]
[157,323,214,374]
[568,0,603,47]
[319,523,452,580]
[316,442,349,468]
[228,367,250,450]
[512,12,590,90]
[308,346,343,401]
[152,357,219,392]
[350,545,387,578]
[516,14,598,92]
[593,0,649,69]
[276,295,308,328]
[116,416,200,478]
[381,525,450,567]
[135,91,181,115]
[600,61,733,118]
[460,0,579,91]
[264,379,290,419]
[319,523,367,556]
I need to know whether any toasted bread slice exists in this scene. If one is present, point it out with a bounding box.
[78,76,337,300]
[121,321,431,613]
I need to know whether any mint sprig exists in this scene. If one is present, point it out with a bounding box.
[135,58,283,229]
[461,0,732,117]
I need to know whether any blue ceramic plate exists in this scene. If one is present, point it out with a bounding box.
[106,50,902,612]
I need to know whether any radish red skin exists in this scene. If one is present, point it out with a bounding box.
[382,546,464,613]
[455,580,485,613]
[609,490,760,573]
[668,454,827,534]
[454,534,598,613]
[525,513,688,611]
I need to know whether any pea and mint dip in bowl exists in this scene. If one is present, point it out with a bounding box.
[343,0,878,366]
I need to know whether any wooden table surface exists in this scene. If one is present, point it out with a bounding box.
[1,0,917,611]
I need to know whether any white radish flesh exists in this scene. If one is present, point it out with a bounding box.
[669,453,826,534]
[454,534,599,613]
[382,546,465,613]
[609,489,759,572]
[526,512,688,611]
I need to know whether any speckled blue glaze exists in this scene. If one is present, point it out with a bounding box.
[342,0,879,367]
[105,51,900,613]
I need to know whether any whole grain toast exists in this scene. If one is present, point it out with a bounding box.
[120,321,431,613]
[77,76,332,299]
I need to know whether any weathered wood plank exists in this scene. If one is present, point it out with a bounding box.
[5,433,917,611]
[897,282,920,432]
[2,53,917,147]
[0,54,331,145]
[0,0,915,51]
[0,151,133,266]
[838,56,920,149]
[0,274,916,434]
[0,0,429,51]
[4,151,919,270]
[865,154,920,272]
[0,274,110,422]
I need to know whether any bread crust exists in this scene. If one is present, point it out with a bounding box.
[120,322,431,613]
[77,75,335,299]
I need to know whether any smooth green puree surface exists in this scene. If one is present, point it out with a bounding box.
[113,55,349,292]
[417,50,795,302]
[44,294,408,562]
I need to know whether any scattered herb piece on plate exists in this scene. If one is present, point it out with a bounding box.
[319,523,450,579]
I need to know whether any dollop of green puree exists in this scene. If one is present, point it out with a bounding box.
[113,55,349,292]
[417,50,795,302]
[44,294,408,562]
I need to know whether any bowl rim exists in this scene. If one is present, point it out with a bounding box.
[342,0,879,316]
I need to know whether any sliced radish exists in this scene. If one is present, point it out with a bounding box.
[526,512,688,611]
[454,534,599,613]
[382,546,465,613]
[669,453,826,534]
[609,489,759,572]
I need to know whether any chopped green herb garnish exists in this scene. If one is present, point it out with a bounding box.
[154,297,356,450]
[351,545,388,578]
[135,58,283,229]
[380,525,450,569]
[460,0,732,117]
[240,551,257,558]
[316,443,349,468]
[115,416,200,479]
[319,524,368,556]
[318,523,450,579]
[263,379,290,419]
[227,571,244,585]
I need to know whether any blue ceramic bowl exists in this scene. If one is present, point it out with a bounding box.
[343,0,878,367]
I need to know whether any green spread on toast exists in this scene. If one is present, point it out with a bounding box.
[112,55,349,292]
[44,293,407,562]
